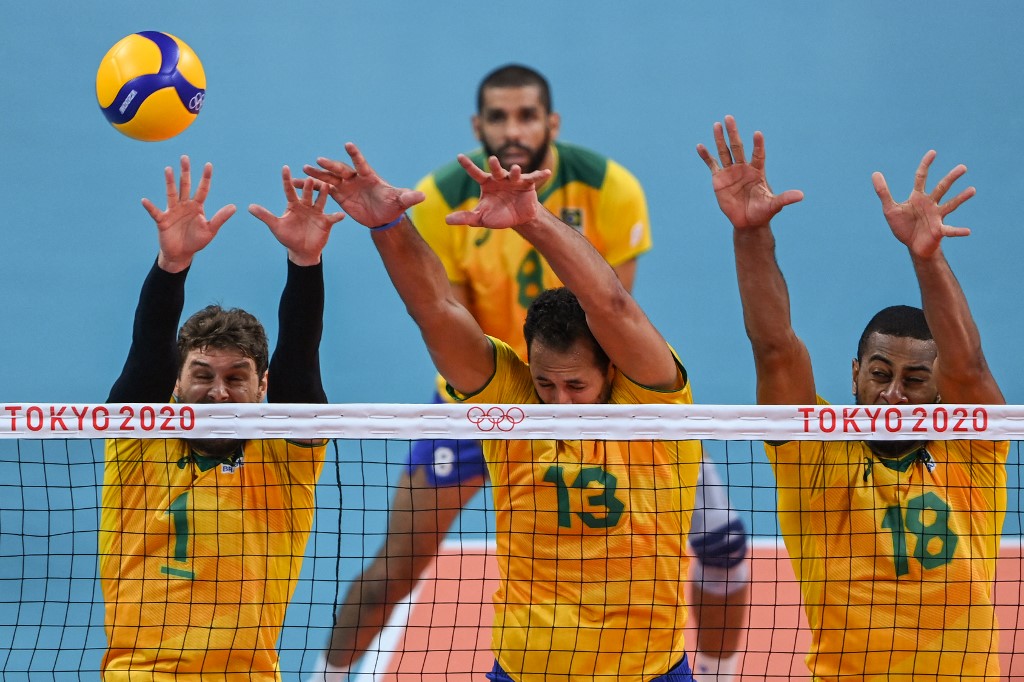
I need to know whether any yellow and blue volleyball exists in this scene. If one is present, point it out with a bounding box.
[96,32,206,142]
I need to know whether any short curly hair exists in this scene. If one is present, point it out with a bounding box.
[177,305,269,376]
[856,305,933,361]
[523,288,609,369]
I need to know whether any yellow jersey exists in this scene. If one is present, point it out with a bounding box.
[451,338,700,681]
[413,141,651,359]
[767,399,1008,681]
[99,437,327,681]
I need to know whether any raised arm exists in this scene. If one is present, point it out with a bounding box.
[250,168,345,403]
[447,155,678,391]
[697,116,812,405]
[108,157,236,402]
[873,151,1004,405]
[303,144,495,396]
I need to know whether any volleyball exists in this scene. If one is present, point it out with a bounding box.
[95,31,206,142]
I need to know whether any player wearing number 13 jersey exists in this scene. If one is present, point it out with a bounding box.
[703,116,1009,679]
[312,66,749,682]
[453,336,701,681]
[99,156,338,680]
[314,141,704,680]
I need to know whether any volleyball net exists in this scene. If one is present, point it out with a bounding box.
[0,402,1021,680]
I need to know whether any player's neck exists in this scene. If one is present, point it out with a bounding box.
[539,144,558,180]
[866,440,926,461]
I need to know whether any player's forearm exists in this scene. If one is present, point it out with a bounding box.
[732,226,815,402]
[371,218,493,393]
[911,250,991,383]
[371,217,459,328]
[733,228,796,346]
[107,259,186,403]
[268,258,327,404]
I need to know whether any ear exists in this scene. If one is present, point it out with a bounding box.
[548,111,561,141]
[471,114,482,142]
[851,358,860,397]
[257,370,269,402]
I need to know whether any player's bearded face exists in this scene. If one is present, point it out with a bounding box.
[476,85,557,174]
[853,334,938,458]
[483,129,551,175]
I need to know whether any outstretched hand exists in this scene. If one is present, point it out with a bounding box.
[142,156,237,272]
[302,142,424,228]
[445,155,552,228]
[697,115,803,230]
[872,150,973,259]
[249,166,345,266]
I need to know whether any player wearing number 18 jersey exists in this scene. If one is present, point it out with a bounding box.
[702,115,1009,679]
[769,404,1007,678]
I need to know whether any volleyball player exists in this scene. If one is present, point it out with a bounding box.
[306,142,703,680]
[100,157,344,680]
[312,64,749,682]
[700,116,1009,679]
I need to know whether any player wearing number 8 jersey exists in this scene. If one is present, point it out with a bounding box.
[99,156,342,680]
[700,116,1008,679]
[414,138,650,353]
[304,142,702,680]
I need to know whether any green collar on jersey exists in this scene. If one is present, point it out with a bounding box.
[875,446,928,473]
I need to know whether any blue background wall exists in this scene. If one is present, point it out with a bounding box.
[1,2,1022,679]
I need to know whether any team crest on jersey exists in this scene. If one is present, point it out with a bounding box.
[918,450,937,473]
[221,455,244,474]
[560,208,583,232]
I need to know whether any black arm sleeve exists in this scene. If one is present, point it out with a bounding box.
[267,258,327,404]
[106,260,187,403]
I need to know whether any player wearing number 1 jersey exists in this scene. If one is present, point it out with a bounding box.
[304,142,702,680]
[700,116,1008,679]
[99,156,342,681]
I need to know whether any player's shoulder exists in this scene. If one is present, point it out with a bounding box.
[423,148,488,209]
[553,141,609,190]
[554,141,643,193]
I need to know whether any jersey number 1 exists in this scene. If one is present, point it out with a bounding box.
[160,491,195,579]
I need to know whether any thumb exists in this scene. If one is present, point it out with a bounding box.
[770,189,804,214]
[247,204,276,228]
[872,172,894,207]
[446,209,479,226]
[399,190,426,210]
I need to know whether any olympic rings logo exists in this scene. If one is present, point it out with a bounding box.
[466,406,525,432]
[188,92,205,112]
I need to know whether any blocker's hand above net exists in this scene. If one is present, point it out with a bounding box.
[445,154,552,229]
[872,150,974,259]
[142,155,237,273]
[302,143,424,229]
[697,115,803,231]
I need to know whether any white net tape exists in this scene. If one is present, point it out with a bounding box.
[0,402,1018,440]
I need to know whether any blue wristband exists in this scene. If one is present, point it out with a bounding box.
[370,213,406,231]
